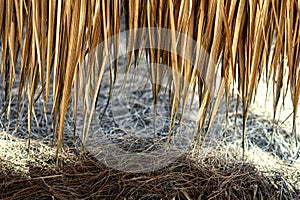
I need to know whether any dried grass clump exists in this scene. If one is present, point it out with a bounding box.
[0,131,73,176]
[1,150,298,200]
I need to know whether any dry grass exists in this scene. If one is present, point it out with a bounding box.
[0,131,73,176]
[0,1,300,199]
[0,106,299,199]
[0,0,299,156]
[0,134,298,200]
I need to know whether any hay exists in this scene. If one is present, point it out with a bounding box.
[0,131,73,176]
[0,131,299,200]
[0,149,292,199]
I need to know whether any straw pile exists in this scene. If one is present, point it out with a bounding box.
[1,145,298,200]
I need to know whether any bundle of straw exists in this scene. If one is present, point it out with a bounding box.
[0,0,299,159]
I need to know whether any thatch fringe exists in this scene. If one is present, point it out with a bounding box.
[0,0,299,158]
